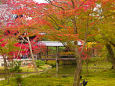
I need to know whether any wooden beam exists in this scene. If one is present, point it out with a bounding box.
[39,58,76,60]
[56,46,59,73]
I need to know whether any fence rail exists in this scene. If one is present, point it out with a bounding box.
[39,58,76,61]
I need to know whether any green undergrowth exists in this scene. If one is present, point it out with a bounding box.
[0,64,51,73]
[20,69,115,86]
[0,59,115,86]
[84,70,115,86]
[0,68,115,86]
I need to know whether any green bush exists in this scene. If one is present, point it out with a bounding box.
[36,60,45,67]
[88,57,106,63]
[9,61,22,73]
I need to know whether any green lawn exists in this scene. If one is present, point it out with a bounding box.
[83,70,115,86]
[0,60,115,86]
[2,69,114,86]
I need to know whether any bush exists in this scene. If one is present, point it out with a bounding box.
[36,60,45,67]
[88,57,106,63]
[9,61,22,73]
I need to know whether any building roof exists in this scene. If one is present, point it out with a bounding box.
[38,41,83,47]
[38,41,64,47]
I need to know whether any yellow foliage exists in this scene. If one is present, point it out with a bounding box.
[87,42,96,48]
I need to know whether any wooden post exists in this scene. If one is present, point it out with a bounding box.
[56,46,59,73]
[26,37,38,72]
[47,47,48,58]
[46,46,48,63]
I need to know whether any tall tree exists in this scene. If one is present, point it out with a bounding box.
[40,1,99,86]
[11,0,99,86]
[95,0,115,69]
[0,0,46,72]
[3,0,114,86]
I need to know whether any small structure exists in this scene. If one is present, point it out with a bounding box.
[38,41,64,47]
[38,41,83,72]
[37,41,83,59]
[38,41,83,58]
[38,41,64,72]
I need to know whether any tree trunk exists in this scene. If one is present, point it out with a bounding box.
[18,83,21,86]
[73,58,82,86]
[27,37,38,72]
[73,46,82,86]
[86,58,89,75]
[3,55,8,71]
[112,63,115,69]
[3,55,10,84]
[105,43,115,69]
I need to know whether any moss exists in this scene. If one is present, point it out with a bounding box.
[0,62,115,86]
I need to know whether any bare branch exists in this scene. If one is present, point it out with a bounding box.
[48,15,61,29]
[109,41,115,47]
[45,0,65,10]
[79,0,88,7]
[71,0,75,8]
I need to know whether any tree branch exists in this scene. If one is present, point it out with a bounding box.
[109,41,115,47]
[48,15,61,29]
[71,0,75,8]
[45,0,65,10]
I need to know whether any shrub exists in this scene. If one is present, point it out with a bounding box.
[36,60,45,67]
[88,57,106,63]
[9,61,22,73]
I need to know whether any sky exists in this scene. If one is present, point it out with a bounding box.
[34,0,47,3]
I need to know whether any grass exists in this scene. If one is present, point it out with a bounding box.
[20,64,51,72]
[85,70,115,86]
[0,58,115,86]
[21,67,115,86]
[2,68,114,86]
[0,64,51,73]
